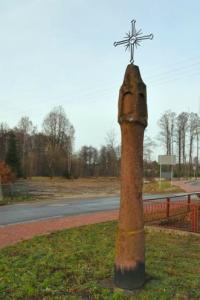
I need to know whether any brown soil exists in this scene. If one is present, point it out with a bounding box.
[28,177,120,200]
[27,177,184,201]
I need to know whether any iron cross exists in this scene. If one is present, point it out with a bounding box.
[114,19,153,64]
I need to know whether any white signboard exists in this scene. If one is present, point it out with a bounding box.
[158,155,176,165]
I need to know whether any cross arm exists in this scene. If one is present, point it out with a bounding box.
[131,19,136,36]
[137,34,153,41]
[114,39,129,47]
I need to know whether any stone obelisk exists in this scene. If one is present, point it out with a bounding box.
[114,63,147,290]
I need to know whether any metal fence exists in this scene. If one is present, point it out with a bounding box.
[144,193,200,233]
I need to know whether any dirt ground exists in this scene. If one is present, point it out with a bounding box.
[27,177,184,201]
[28,177,120,200]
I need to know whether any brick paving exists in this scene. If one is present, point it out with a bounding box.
[0,211,118,249]
[173,180,200,193]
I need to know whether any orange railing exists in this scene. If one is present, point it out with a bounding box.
[143,193,200,233]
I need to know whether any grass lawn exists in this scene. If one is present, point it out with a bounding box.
[143,180,184,194]
[0,194,36,206]
[0,222,199,300]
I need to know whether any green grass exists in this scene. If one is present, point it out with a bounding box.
[0,194,35,206]
[0,222,200,300]
[143,180,184,194]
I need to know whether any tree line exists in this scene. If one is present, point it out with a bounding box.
[0,106,74,179]
[0,106,129,179]
[5,105,200,180]
[158,110,200,177]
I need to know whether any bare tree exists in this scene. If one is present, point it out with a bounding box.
[43,106,75,177]
[175,112,189,177]
[105,129,120,176]
[105,129,118,149]
[79,146,98,177]
[188,113,199,176]
[17,116,34,177]
[144,133,156,162]
[195,115,200,177]
[158,110,176,155]
[0,123,9,161]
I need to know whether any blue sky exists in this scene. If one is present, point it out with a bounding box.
[1,0,200,154]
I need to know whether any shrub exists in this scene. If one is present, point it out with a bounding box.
[0,161,15,184]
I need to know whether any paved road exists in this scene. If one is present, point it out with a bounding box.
[0,193,191,226]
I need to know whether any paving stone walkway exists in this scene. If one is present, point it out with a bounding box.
[173,180,200,193]
[0,211,118,249]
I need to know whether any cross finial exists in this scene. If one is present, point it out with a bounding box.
[113,19,153,64]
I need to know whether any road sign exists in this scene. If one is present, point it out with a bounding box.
[158,155,176,165]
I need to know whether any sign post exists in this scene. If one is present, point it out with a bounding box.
[193,166,196,179]
[158,155,176,185]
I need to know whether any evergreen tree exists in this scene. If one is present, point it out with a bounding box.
[5,131,21,177]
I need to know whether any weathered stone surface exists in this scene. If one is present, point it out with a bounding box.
[114,64,147,290]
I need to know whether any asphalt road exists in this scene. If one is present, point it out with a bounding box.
[0,193,190,226]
